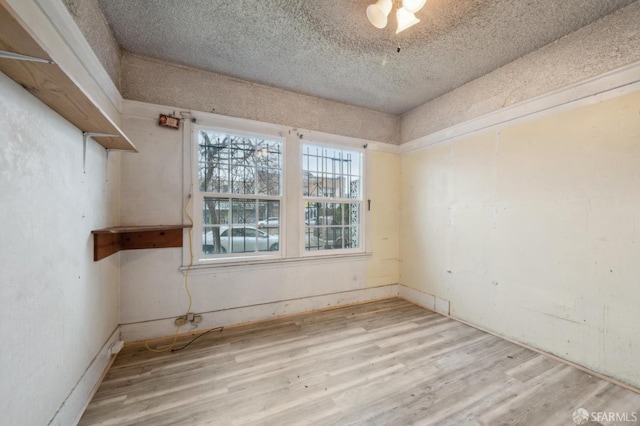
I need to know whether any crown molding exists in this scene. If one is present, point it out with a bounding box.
[400,60,640,155]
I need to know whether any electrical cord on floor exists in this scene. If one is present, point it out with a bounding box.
[144,194,195,353]
[171,326,224,353]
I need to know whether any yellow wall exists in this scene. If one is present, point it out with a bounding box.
[400,90,640,388]
[368,150,401,287]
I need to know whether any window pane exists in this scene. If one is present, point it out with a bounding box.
[344,204,360,226]
[203,226,228,254]
[302,144,363,253]
[199,130,282,196]
[230,226,256,253]
[305,227,322,251]
[256,141,283,196]
[303,202,360,251]
[203,198,227,225]
[198,133,229,193]
[229,166,250,194]
[198,130,281,258]
[302,145,362,200]
[347,226,360,249]
[231,199,255,224]
[258,200,280,235]
[202,197,280,256]
[256,168,281,196]
[258,228,279,252]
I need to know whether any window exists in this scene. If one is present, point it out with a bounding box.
[197,129,283,258]
[190,118,367,265]
[302,144,363,252]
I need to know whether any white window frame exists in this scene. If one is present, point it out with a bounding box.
[182,112,370,268]
[190,122,286,264]
[300,140,366,257]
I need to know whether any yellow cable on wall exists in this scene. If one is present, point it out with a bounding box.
[144,194,195,353]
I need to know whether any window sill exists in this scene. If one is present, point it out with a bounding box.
[180,252,372,274]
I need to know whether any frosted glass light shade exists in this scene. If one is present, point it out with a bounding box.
[367,0,393,29]
[396,7,420,33]
[402,0,427,13]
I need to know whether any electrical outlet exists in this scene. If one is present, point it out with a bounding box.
[176,313,202,325]
[109,340,125,356]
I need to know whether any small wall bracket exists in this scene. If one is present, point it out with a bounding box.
[83,132,118,173]
[104,148,135,181]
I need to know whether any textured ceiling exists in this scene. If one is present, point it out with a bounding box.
[98,0,636,115]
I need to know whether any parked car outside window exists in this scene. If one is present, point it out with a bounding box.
[258,217,279,229]
[203,226,279,254]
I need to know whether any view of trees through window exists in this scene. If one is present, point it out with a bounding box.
[196,130,364,258]
[198,130,282,254]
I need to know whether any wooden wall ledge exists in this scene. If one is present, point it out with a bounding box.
[91,225,192,261]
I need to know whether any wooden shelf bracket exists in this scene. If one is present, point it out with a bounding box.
[83,132,119,173]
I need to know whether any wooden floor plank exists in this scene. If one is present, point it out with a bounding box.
[79,299,640,425]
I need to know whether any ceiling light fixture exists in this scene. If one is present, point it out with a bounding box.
[402,0,427,13]
[367,0,425,33]
[395,7,420,34]
[366,0,393,29]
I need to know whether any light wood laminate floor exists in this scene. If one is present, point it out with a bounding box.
[79,299,640,425]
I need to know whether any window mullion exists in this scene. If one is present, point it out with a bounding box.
[201,192,281,201]
[303,197,362,204]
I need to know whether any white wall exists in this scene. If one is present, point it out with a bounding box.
[400,88,640,388]
[367,151,401,287]
[0,72,121,425]
[118,101,400,341]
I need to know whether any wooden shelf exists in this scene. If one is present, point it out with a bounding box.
[91,225,192,261]
[0,3,137,152]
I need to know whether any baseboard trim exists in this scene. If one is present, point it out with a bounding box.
[48,327,121,426]
[449,314,640,395]
[398,285,450,316]
[398,285,640,395]
[120,284,400,342]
